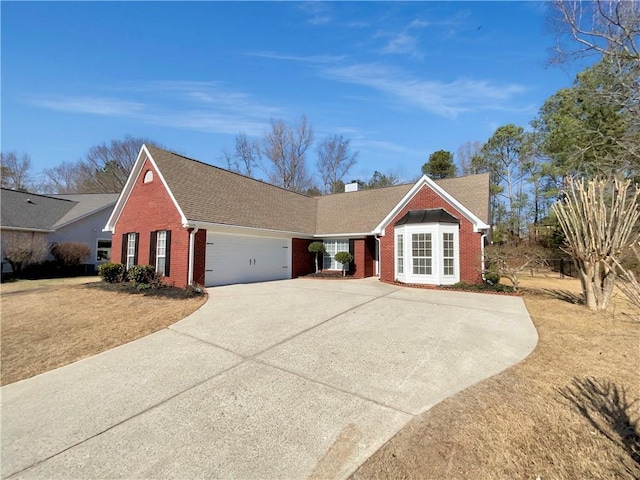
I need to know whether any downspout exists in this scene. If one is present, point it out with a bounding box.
[480,232,487,281]
[375,235,381,277]
[188,225,199,286]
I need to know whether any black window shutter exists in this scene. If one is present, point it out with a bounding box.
[133,233,139,266]
[121,234,128,264]
[348,239,355,273]
[165,230,171,277]
[149,231,157,268]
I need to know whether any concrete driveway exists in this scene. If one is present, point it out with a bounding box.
[2,278,537,479]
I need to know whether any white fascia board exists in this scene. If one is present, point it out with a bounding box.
[313,232,371,238]
[185,220,313,239]
[104,145,188,232]
[374,175,490,234]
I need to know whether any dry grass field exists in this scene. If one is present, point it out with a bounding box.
[353,274,640,479]
[0,277,206,386]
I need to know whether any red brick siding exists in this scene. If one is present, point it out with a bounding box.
[112,157,191,287]
[379,185,484,284]
[292,238,316,277]
[348,237,375,278]
[350,239,365,278]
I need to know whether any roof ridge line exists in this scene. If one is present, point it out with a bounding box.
[147,145,318,200]
[0,188,77,203]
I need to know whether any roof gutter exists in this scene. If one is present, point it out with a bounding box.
[0,226,54,233]
[183,220,313,239]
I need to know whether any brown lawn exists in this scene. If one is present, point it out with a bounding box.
[1,277,206,386]
[353,274,640,479]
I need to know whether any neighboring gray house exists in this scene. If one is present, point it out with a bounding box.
[1,188,118,273]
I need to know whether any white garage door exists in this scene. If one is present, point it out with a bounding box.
[205,232,290,287]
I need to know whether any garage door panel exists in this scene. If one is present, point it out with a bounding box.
[205,233,290,287]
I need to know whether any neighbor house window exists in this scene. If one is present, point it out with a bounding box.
[443,232,455,276]
[323,239,349,270]
[397,234,404,274]
[96,239,112,262]
[149,230,171,276]
[412,233,432,275]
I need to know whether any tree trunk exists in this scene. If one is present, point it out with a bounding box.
[577,260,596,309]
[578,258,615,310]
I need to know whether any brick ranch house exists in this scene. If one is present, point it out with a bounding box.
[104,145,491,288]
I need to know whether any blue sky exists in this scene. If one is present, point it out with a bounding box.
[2,1,588,186]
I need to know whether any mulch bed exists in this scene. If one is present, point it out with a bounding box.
[86,281,205,299]
[302,272,355,279]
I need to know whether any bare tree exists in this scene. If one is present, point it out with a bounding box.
[1,152,33,191]
[457,141,484,175]
[550,0,640,162]
[552,176,640,310]
[316,135,358,194]
[550,0,639,65]
[484,243,549,291]
[41,161,84,194]
[262,116,315,193]
[1,231,50,277]
[78,136,163,193]
[612,244,640,313]
[224,133,260,177]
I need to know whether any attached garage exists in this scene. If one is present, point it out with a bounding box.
[205,232,291,287]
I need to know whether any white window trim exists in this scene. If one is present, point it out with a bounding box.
[322,239,349,271]
[155,230,167,275]
[394,224,459,285]
[126,233,136,270]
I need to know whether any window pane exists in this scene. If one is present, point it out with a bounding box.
[442,232,455,276]
[323,239,349,270]
[126,233,136,270]
[397,234,404,274]
[411,233,432,275]
[156,230,167,275]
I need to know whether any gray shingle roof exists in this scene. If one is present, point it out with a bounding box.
[0,189,77,231]
[315,184,413,234]
[50,193,118,228]
[145,146,490,236]
[147,146,318,234]
[435,174,491,225]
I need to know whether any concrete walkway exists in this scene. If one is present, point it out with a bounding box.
[2,278,538,479]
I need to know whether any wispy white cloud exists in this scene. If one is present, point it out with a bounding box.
[352,138,424,157]
[142,110,268,137]
[380,33,420,57]
[247,51,345,64]
[27,81,285,137]
[298,2,332,26]
[28,96,144,116]
[324,63,527,119]
[376,14,468,58]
